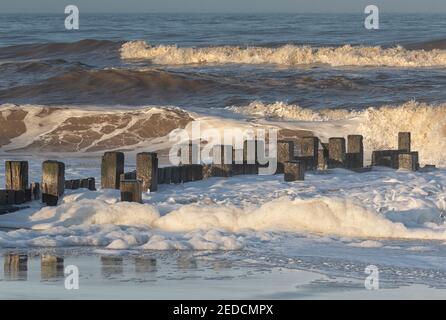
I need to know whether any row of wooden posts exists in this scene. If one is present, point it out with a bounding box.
[0,132,420,208]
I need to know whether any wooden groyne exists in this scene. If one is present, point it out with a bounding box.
[0,132,432,210]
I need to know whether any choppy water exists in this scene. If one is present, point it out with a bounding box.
[1,13,446,111]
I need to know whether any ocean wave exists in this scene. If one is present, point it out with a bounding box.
[0,39,122,60]
[0,104,193,153]
[230,100,446,167]
[121,40,446,67]
[0,68,219,105]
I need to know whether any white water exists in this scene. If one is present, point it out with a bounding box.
[120,41,446,67]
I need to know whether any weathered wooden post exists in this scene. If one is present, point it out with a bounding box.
[30,182,41,200]
[120,180,142,203]
[243,140,259,175]
[191,164,204,181]
[398,132,411,152]
[171,166,182,184]
[101,152,124,189]
[277,140,294,174]
[398,152,419,171]
[137,152,158,192]
[163,167,173,184]
[41,160,65,206]
[300,137,319,169]
[328,137,346,168]
[5,161,28,191]
[232,148,244,176]
[179,141,200,165]
[180,165,194,183]
[284,161,305,181]
[213,145,233,177]
[346,135,364,169]
[80,178,96,191]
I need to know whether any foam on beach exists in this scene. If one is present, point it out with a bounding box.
[120,41,446,67]
[230,100,446,167]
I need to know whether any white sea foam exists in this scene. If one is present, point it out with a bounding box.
[120,41,446,67]
[231,100,446,167]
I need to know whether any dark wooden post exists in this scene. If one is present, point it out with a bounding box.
[31,182,40,200]
[284,161,305,181]
[5,161,28,191]
[101,152,124,189]
[346,135,364,169]
[398,132,411,152]
[243,140,259,175]
[277,140,294,174]
[300,137,319,169]
[81,178,96,191]
[328,137,346,168]
[178,141,200,165]
[213,145,233,177]
[398,152,419,171]
[136,152,158,192]
[120,180,142,203]
[317,144,329,171]
[41,161,65,206]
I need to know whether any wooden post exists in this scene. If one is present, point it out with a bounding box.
[157,168,165,185]
[372,150,400,169]
[277,140,294,174]
[398,132,411,152]
[317,146,329,171]
[31,182,41,200]
[232,148,244,176]
[284,161,305,181]
[101,152,124,189]
[120,180,142,203]
[163,167,173,184]
[171,167,181,184]
[81,178,96,191]
[213,145,233,177]
[346,135,364,169]
[178,141,200,165]
[5,161,28,191]
[398,152,419,171]
[137,152,158,192]
[41,161,65,206]
[300,137,319,169]
[243,140,259,175]
[328,138,346,168]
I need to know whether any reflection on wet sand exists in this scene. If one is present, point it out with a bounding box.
[177,256,197,270]
[134,257,157,274]
[41,255,64,281]
[101,256,123,278]
[4,253,28,281]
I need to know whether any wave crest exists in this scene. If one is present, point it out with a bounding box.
[120,40,446,67]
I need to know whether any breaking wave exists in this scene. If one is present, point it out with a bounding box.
[121,40,446,68]
[0,104,193,153]
[230,101,446,167]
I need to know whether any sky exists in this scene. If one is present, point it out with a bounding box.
[1,0,446,13]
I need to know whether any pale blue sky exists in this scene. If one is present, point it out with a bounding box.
[1,0,446,13]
